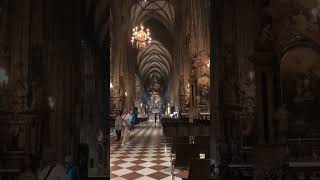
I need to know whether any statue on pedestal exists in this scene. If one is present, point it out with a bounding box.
[12,80,29,113]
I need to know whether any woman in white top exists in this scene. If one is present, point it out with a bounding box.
[115,110,123,140]
[121,109,131,146]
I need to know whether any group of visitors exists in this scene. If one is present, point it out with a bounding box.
[19,154,80,180]
[115,107,138,146]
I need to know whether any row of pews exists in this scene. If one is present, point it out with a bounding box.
[162,117,211,137]
[161,116,215,180]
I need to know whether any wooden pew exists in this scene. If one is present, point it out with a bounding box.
[173,143,200,169]
[196,136,210,157]
[188,159,211,180]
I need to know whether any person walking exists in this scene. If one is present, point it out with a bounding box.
[154,113,157,127]
[121,109,131,146]
[130,110,136,130]
[115,110,123,140]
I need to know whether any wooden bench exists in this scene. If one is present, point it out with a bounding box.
[188,159,211,180]
[173,143,200,169]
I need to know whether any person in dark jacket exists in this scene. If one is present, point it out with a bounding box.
[154,113,157,127]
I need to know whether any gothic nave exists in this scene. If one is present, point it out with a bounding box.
[1,0,320,180]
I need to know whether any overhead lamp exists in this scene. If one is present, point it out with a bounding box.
[131,24,152,49]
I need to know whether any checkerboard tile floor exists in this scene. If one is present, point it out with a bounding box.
[110,120,188,180]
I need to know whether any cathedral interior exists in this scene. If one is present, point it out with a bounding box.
[1,0,320,179]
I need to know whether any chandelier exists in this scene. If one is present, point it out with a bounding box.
[131,24,152,49]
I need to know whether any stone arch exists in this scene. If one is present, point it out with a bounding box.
[278,38,320,61]
[279,41,320,138]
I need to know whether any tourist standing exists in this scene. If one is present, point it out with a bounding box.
[115,110,123,140]
[154,113,157,127]
[121,109,131,146]
[130,110,136,130]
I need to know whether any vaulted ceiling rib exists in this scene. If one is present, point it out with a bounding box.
[137,40,172,84]
[130,0,175,30]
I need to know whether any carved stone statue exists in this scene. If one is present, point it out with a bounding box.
[12,81,29,113]
[190,65,197,79]
[293,76,315,103]
[30,81,42,111]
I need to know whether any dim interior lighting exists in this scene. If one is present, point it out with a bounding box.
[187,83,190,87]
[199,153,206,159]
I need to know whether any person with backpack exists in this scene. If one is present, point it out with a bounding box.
[130,109,136,130]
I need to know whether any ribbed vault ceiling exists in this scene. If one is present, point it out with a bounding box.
[130,0,175,32]
[137,40,172,85]
[131,0,174,92]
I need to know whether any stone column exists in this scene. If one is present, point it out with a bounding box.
[189,76,197,107]
[210,0,224,167]
[251,52,277,144]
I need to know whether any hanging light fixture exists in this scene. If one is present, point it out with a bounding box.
[131,24,152,49]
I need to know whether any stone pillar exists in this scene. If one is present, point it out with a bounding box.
[210,0,224,168]
[189,76,197,108]
[251,52,277,144]
[250,51,289,180]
